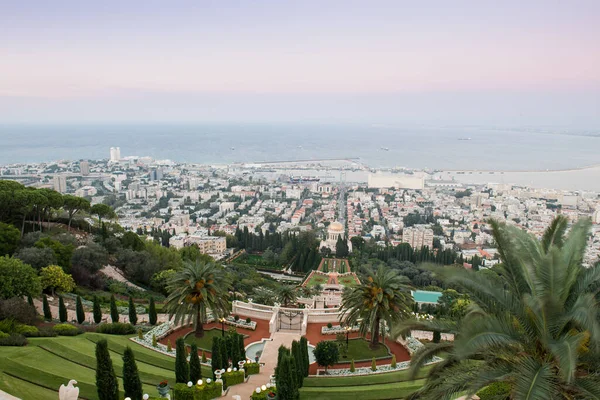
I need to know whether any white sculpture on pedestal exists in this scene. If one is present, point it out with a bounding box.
[59,380,79,400]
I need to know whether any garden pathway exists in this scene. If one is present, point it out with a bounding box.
[0,390,20,400]
[227,331,301,399]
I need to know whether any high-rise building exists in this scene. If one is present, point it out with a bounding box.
[109,147,121,162]
[80,161,90,176]
[53,175,67,193]
[402,226,434,249]
[149,168,163,181]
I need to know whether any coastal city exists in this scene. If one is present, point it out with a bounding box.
[3,146,600,267]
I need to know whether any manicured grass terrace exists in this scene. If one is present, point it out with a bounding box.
[339,338,390,362]
[183,328,234,351]
[0,333,211,400]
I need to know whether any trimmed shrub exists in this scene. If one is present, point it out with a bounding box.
[110,295,119,323]
[433,330,441,344]
[0,333,27,346]
[201,350,207,363]
[23,327,56,337]
[211,336,222,372]
[43,295,52,321]
[245,362,260,375]
[251,386,276,400]
[350,359,355,372]
[175,337,190,383]
[222,370,245,389]
[58,296,67,323]
[93,295,102,324]
[137,328,143,339]
[122,346,143,400]
[76,295,85,324]
[172,382,222,400]
[477,382,511,400]
[148,297,157,325]
[300,336,309,377]
[53,323,81,336]
[371,357,377,371]
[189,343,202,383]
[152,334,157,347]
[95,322,136,335]
[391,354,397,368]
[128,296,137,326]
[327,322,333,329]
[167,339,172,352]
[245,317,251,324]
[15,324,39,336]
[96,339,119,400]
[234,315,240,321]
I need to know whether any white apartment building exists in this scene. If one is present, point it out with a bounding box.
[402,226,434,249]
[53,175,67,193]
[110,147,121,162]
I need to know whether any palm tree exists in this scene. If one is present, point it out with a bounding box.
[340,265,413,347]
[395,216,600,400]
[277,284,298,307]
[165,261,230,337]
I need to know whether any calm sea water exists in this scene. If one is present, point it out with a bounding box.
[1,123,599,171]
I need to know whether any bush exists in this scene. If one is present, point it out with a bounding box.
[371,357,377,371]
[0,318,17,333]
[477,382,511,400]
[245,362,260,375]
[23,327,56,337]
[172,382,222,400]
[222,370,245,389]
[15,324,39,336]
[0,331,9,339]
[0,297,37,325]
[245,317,251,324]
[349,359,355,372]
[234,315,240,321]
[391,354,397,368]
[0,333,28,346]
[95,322,136,335]
[152,334,157,347]
[327,322,333,329]
[53,323,82,336]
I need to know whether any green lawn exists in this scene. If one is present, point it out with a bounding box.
[338,275,359,286]
[339,338,390,362]
[304,274,328,287]
[303,365,433,387]
[0,333,208,400]
[183,328,225,351]
[299,379,425,400]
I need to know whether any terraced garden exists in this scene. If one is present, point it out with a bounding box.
[299,366,432,400]
[0,333,211,400]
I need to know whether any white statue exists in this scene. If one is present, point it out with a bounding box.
[59,380,79,400]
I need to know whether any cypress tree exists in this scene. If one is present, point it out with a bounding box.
[42,294,52,321]
[299,336,309,377]
[220,335,229,368]
[148,297,157,325]
[76,295,85,324]
[433,330,441,343]
[189,343,202,383]
[27,294,34,307]
[58,295,68,323]
[230,334,240,366]
[93,295,102,324]
[225,334,233,362]
[110,295,119,323]
[277,354,297,400]
[275,345,290,382]
[128,296,137,326]
[211,337,222,373]
[175,337,189,383]
[95,339,119,400]
[238,334,246,363]
[122,346,143,400]
[292,340,304,387]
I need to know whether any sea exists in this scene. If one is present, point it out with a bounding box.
[1,123,600,191]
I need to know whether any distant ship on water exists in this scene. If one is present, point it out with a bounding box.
[289,176,320,183]
[458,138,472,141]
[380,147,389,151]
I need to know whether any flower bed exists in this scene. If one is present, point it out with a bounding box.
[131,322,212,365]
[321,324,360,335]
[226,316,256,330]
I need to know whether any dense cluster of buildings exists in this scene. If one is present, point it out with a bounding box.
[3,148,600,266]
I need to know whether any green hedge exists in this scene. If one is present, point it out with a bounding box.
[172,382,223,400]
[53,323,82,336]
[223,370,245,389]
[245,362,260,375]
[477,382,511,400]
[95,322,136,335]
[250,386,277,400]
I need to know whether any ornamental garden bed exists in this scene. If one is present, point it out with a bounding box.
[336,338,391,362]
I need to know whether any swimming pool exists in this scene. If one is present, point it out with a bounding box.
[246,340,316,364]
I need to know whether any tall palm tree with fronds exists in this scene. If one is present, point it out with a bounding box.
[340,265,413,347]
[395,216,600,400]
[165,261,230,337]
